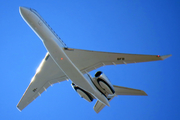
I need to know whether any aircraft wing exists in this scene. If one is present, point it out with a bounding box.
[64,48,171,73]
[17,53,68,111]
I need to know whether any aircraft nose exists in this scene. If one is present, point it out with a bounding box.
[19,7,30,17]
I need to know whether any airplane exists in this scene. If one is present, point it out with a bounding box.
[17,6,171,113]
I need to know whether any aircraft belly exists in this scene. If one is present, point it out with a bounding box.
[43,39,94,92]
[43,39,109,106]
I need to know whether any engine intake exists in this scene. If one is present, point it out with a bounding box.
[71,83,94,102]
[95,71,102,77]
[93,71,115,95]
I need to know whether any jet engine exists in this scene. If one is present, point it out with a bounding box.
[71,83,94,102]
[92,71,115,96]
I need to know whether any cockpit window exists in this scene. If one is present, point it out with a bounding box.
[29,8,68,48]
[30,8,37,12]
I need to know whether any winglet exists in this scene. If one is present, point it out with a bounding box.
[16,106,22,112]
[160,54,172,60]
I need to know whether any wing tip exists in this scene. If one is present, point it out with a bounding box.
[160,54,172,60]
[16,105,22,112]
[141,91,148,96]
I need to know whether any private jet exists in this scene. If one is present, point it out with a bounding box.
[17,7,171,113]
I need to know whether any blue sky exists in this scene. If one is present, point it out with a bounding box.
[0,0,180,120]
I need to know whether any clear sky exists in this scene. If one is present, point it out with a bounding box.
[0,0,179,120]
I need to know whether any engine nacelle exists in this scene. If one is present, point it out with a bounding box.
[71,83,94,102]
[93,71,115,95]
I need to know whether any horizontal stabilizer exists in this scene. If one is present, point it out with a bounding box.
[113,85,147,96]
[93,85,147,113]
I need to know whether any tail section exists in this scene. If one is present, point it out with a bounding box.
[93,85,147,113]
[93,100,106,113]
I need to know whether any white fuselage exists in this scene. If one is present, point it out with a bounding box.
[19,7,109,106]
